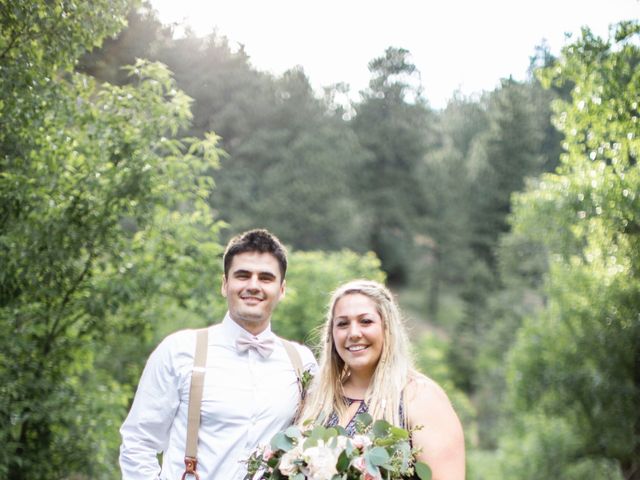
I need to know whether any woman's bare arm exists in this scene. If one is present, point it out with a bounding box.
[406,376,465,480]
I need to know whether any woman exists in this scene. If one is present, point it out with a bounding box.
[298,279,465,479]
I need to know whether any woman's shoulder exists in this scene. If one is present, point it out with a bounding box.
[404,372,451,406]
[403,372,461,432]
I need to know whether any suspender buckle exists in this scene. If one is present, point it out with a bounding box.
[181,456,200,480]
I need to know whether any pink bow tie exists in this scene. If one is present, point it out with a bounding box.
[236,334,275,358]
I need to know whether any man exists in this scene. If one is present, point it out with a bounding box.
[120,229,316,480]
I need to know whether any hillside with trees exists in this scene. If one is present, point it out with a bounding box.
[2,1,638,478]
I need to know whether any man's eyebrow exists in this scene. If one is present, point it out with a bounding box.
[232,269,251,276]
[232,269,277,278]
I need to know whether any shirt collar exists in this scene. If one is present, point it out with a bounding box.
[221,312,274,341]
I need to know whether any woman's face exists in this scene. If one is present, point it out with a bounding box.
[332,293,384,378]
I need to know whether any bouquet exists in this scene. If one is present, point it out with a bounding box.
[245,413,431,480]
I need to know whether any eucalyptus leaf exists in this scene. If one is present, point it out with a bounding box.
[365,457,381,477]
[415,461,432,480]
[389,425,410,440]
[372,419,392,437]
[366,446,390,466]
[304,436,319,449]
[271,432,295,452]
[355,412,373,433]
[285,426,302,440]
[324,427,339,441]
[309,425,328,440]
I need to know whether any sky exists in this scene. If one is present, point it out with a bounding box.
[149,0,638,109]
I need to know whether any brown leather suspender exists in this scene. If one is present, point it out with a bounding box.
[182,328,208,480]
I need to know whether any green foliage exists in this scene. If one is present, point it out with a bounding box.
[468,78,558,266]
[496,414,623,480]
[0,3,226,477]
[444,75,563,400]
[352,47,433,283]
[248,415,430,479]
[90,25,373,253]
[78,4,173,85]
[63,8,640,477]
[209,65,370,252]
[0,0,131,75]
[504,21,640,477]
[413,97,484,317]
[274,250,386,345]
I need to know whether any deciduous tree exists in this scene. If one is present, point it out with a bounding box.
[505,21,640,478]
[0,2,224,477]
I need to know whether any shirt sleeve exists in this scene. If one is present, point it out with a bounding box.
[297,343,318,375]
[119,333,184,480]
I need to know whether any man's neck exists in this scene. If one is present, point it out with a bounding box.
[229,314,270,336]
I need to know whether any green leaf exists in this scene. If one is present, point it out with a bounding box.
[364,457,381,477]
[303,436,319,448]
[374,437,399,447]
[354,412,373,433]
[307,424,328,442]
[415,461,432,480]
[372,419,392,437]
[334,425,348,436]
[270,432,295,452]
[389,425,410,440]
[336,450,350,471]
[366,446,390,466]
[323,427,339,441]
[284,426,301,440]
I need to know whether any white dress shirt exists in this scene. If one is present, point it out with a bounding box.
[119,314,317,480]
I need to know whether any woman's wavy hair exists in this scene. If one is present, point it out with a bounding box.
[298,279,417,428]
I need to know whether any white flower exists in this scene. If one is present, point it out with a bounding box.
[328,434,350,452]
[351,434,372,450]
[278,444,303,476]
[303,444,339,480]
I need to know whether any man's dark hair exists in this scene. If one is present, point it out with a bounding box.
[223,229,288,280]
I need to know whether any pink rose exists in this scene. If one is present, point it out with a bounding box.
[263,445,274,461]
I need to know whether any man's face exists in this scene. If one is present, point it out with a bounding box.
[221,251,285,334]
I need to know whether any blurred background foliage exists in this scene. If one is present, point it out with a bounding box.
[1,1,638,478]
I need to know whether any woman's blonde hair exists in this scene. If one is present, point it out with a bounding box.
[298,279,416,428]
